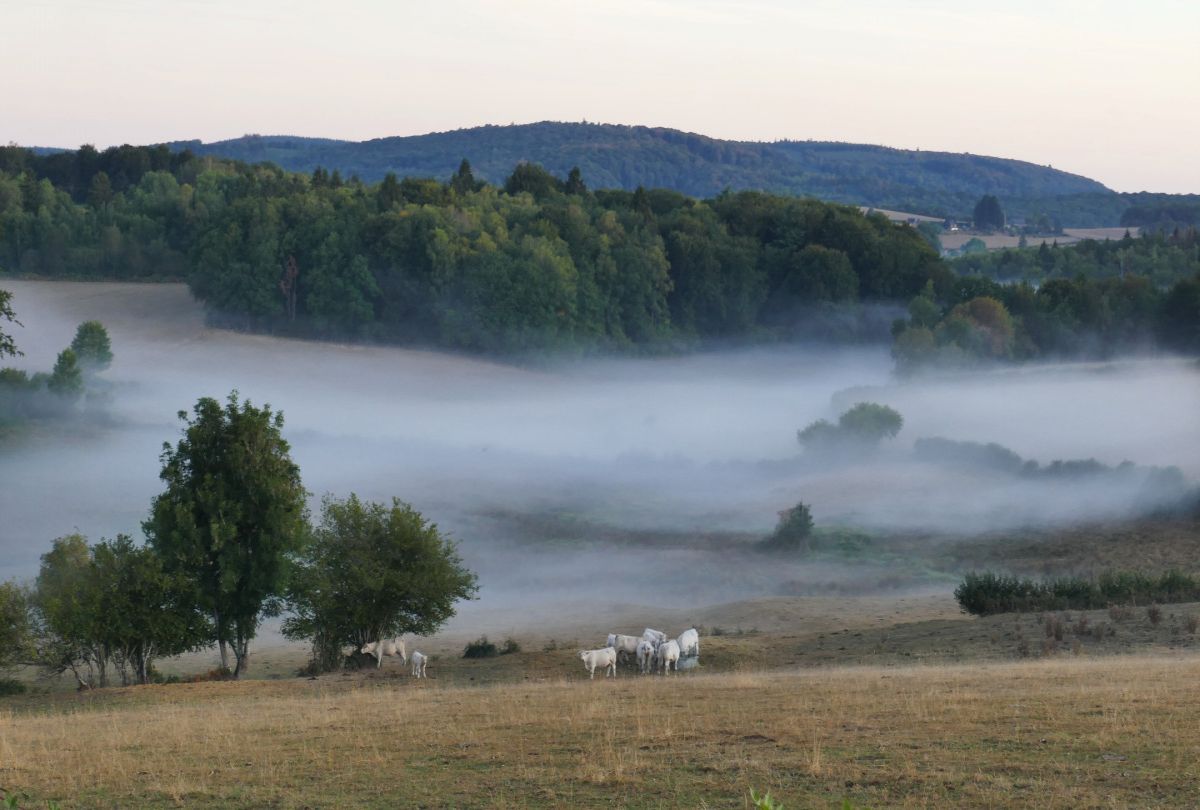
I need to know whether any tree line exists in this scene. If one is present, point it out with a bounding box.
[0,391,477,686]
[2,143,1197,361]
[891,269,1200,371]
[1,143,943,351]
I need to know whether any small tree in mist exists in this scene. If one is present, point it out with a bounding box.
[283,494,477,673]
[798,402,903,455]
[47,348,83,399]
[761,502,815,552]
[70,321,113,373]
[145,392,308,678]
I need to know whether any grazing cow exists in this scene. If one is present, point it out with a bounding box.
[578,647,618,679]
[410,650,427,678]
[676,628,700,658]
[606,633,641,662]
[642,628,668,645]
[636,639,656,674]
[360,637,407,669]
[657,640,680,674]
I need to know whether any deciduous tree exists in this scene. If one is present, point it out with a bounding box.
[145,392,308,677]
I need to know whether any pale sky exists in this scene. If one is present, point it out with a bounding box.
[3,0,1198,192]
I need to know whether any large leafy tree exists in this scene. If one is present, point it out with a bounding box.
[145,392,308,677]
[89,535,210,684]
[33,534,110,687]
[284,494,477,673]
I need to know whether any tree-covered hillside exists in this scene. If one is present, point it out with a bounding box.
[2,143,1195,360]
[161,122,1128,225]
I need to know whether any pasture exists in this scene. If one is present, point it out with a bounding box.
[4,654,1200,808]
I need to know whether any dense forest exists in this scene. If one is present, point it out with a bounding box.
[147,123,1142,226]
[1,143,1197,360]
[0,144,945,352]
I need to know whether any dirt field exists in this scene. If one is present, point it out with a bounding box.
[5,654,1200,808]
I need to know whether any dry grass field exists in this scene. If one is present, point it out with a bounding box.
[4,655,1200,808]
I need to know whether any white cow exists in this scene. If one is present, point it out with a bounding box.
[360,637,407,668]
[606,633,641,662]
[676,628,700,658]
[657,640,680,674]
[410,650,428,678]
[636,639,656,674]
[642,628,668,645]
[578,647,618,679]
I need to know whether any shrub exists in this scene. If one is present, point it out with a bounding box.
[1074,615,1089,636]
[500,638,521,655]
[0,678,27,697]
[1147,604,1163,626]
[1186,615,1199,635]
[463,636,498,659]
[761,503,814,552]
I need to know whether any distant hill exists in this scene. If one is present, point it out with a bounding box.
[164,122,1130,225]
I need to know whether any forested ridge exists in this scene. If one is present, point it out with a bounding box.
[1,143,1197,360]
[157,123,1127,225]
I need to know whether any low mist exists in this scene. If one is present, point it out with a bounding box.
[2,280,1198,619]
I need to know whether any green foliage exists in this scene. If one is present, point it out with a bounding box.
[0,581,34,671]
[837,402,904,442]
[47,349,82,399]
[144,392,308,678]
[798,403,903,454]
[282,493,477,673]
[463,636,499,659]
[0,145,945,353]
[749,788,784,809]
[32,533,205,686]
[0,289,19,359]
[954,570,1200,616]
[894,238,1200,369]
[761,503,814,552]
[0,677,26,696]
[500,637,521,655]
[973,194,1005,231]
[69,321,113,372]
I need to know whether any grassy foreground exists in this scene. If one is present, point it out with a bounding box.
[4,655,1200,808]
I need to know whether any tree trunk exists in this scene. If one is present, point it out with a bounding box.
[215,607,230,672]
[232,637,249,679]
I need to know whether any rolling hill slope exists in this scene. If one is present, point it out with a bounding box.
[166,121,1127,225]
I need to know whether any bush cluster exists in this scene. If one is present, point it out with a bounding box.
[954,570,1200,616]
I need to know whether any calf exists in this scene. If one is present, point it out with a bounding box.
[636,639,656,674]
[410,650,427,678]
[676,628,700,658]
[657,640,680,675]
[578,647,618,679]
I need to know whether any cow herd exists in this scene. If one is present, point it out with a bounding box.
[358,625,700,682]
[579,627,700,679]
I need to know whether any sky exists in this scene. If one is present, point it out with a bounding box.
[3,0,1198,193]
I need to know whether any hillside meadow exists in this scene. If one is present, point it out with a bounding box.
[4,654,1200,808]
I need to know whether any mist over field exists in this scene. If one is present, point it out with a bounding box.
[2,280,1198,614]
